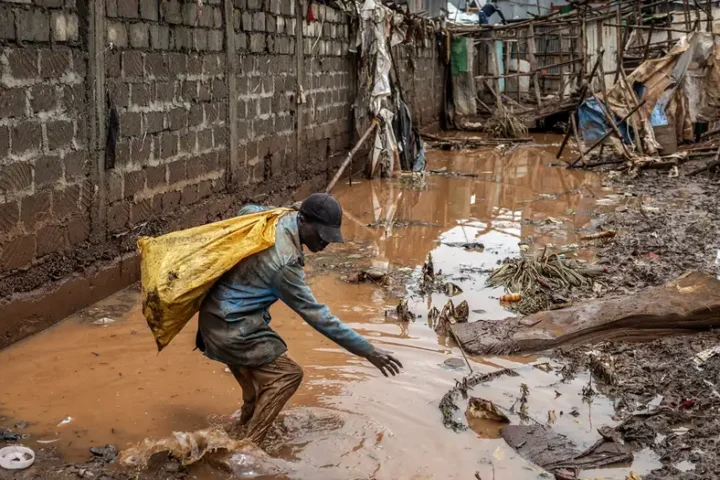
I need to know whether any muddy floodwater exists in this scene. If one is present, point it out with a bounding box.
[0,136,661,479]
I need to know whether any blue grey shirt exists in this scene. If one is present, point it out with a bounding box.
[198,205,375,367]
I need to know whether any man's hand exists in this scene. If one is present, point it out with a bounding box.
[366,349,403,377]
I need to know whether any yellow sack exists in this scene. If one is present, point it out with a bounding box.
[138,208,292,351]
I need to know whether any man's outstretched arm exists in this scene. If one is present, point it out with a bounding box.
[273,263,402,376]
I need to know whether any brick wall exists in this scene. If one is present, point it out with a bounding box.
[0,0,444,348]
[0,1,90,276]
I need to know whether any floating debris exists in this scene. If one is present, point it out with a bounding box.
[442,242,485,251]
[433,300,469,336]
[92,318,115,326]
[443,282,463,296]
[395,299,416,323]
[466,398,510,424]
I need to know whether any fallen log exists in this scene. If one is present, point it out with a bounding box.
[452,271,720,355]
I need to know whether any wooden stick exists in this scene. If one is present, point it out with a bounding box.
[567,98,646,167]
[619,67,645,155]
[570,113,585,165]
[688,146,720,176]
[528,24,542,107]
[642,24,655,63]
[602,23,692,34]
[326,120,378,193]
[591,90,632,159]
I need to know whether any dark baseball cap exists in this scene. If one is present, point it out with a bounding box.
[300,193,344,243]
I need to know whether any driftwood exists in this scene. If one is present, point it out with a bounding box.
[452,272,720,355]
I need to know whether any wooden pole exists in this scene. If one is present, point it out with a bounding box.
[326,120,378,193]
[528,24,543,106]
[619,67,645,155]
[642,24,655,62]
[570,113,585,165]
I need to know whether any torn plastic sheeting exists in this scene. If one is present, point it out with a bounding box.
[360,0,392,115]
[451,37,477,117]
[578,97,633,143]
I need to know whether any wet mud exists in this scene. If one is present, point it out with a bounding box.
[1,135,718,479]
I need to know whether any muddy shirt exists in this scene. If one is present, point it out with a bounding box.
[198,206,375,367]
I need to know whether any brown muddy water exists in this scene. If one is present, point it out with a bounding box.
[0,135,661,479]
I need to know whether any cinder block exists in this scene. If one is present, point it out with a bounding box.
[34,154,63,188]
[129,23,150,48]
[0,201,19,231]
[208,30,224,52]
[107,22,128,48]
[191,29,206,51]
[140,0,159,21]
[16,9,50,43]
[0,88,27,118]
[122,51,145,78]
[0,7,15,40]
[118,0,139,18]
[150,25,170,50]
[249,33,266,53]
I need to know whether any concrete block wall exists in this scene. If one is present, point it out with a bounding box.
[0,0,445,348]
[0,1,91,276]
[105,0,228,233]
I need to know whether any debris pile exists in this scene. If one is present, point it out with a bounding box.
[486,252,600,315]
[483,104,529,139]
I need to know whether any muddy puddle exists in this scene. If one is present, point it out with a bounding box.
[0,136,657,479]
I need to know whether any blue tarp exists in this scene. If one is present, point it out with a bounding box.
[577,83,648,144]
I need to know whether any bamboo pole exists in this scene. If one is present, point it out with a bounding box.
[528,23,543,106]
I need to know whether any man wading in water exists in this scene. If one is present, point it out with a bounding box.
[196,193,403,445]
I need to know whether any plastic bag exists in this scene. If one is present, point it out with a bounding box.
[138,208,292,351]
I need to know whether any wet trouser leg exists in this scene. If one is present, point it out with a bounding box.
[229,366,257,426]
[229,354,304,445]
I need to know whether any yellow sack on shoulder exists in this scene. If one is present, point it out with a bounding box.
[138,208,292,351]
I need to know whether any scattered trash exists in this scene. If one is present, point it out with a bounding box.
[569,407,580,417]
[443,358,466,370]
[0,431,19,442]
[36,439,60,444]
[13,422,27,429]
[58,416,72,426]
[694,345,720,367]
[547,410,557,424]
[466,397,510,424]
[499,293,521,303]
[92,317,115,326]
[626,472,642,480]
[90,444,119,464]
[0,446,35,470]
[224,367,232,374]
